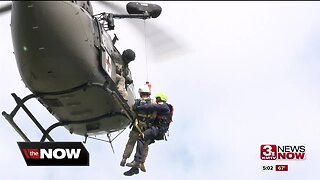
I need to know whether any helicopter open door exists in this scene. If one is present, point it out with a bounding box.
[93,16,136,107]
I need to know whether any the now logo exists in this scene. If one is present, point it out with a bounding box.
[18,142,89,166]
[23,148,81,159]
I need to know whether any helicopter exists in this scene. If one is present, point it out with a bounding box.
[0,1,162,148]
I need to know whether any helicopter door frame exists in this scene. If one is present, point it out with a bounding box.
[93,17,115,80]
[93,17,136,106]
[92,17,101,49]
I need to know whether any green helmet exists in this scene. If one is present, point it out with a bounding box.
[155,92,168,102]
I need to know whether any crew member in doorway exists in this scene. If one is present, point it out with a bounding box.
[114,49,135,100]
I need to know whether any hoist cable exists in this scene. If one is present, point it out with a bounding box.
[143,20,149,82]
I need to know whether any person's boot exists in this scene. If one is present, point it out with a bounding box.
[140,163,146,172]
[123,167,139,176]
[126,160,140,168]
[120,158,127,167]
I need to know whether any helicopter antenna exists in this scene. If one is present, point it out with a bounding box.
[143,20,149,82]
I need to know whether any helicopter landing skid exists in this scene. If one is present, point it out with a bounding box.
[2,93,56,142]
[2,86,132,143]
[82,128,126,154]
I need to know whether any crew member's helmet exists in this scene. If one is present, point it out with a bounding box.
[155,92,168,102]
[138,85,151,96]
[122,49,136,64]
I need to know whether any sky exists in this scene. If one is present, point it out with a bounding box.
[1,1,320,180]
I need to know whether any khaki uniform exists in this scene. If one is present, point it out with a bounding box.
[122,123,149,163]
[115,63,128,100]
[116,73,128,100]
[122,98,155,163]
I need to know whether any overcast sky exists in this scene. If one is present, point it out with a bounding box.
[1,1,320,180]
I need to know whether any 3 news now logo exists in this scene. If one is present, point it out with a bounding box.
[260,144,306,160]
[17,142,89,166]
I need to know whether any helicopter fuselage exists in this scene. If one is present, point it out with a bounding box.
[10,1,135,136]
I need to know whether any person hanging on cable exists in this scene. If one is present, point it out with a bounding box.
[121,82,156,176]
[125,91,173,172]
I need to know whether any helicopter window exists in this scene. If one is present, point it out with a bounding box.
[93,18,101,48]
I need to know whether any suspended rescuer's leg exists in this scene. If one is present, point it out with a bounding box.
[139,143,149,172]
[120,129,139,166]
[126,126,158,168]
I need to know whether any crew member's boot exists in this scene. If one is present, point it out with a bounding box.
[123,167,139,176]
[126,160,141,168]
[140,163,146,172]
[120,158,127,167]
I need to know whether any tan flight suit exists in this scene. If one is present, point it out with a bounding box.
[115,63,128,100]
[122,123,148,162]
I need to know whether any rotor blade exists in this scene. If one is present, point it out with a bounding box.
[96,1,187,60]
[0,3,12,15]
[97,1,127,14]
[135,21,188,60]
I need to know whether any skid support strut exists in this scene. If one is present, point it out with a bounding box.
[2,93,55,142]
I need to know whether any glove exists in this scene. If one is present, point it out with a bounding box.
[125,79,133,85]
[140,133,145,139]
